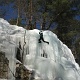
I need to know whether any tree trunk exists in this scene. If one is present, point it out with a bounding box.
[16,0,20,25]
[41,18,46,30]
[16,8,20,25]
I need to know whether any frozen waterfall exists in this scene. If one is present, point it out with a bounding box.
[0,18,80,80]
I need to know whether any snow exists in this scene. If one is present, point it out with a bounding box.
[0,18,80,80]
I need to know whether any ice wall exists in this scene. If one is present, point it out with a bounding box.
[0,18,80,80]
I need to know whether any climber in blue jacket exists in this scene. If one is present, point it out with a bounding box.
[38,31,49,44]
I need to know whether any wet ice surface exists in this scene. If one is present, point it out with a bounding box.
[0,18,80,80]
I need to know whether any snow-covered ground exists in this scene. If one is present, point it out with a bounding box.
[0,18,80,80]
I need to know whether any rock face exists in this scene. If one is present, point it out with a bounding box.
[15,63,31,80]
[0,51,32,80]
[0,51,9,79]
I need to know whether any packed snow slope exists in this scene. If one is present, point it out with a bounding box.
[0,18,80,80]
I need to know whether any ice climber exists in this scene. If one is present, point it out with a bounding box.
[38,31,49,44]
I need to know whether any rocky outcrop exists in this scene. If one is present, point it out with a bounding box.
[15,63,32,80]
[0,51,34,80]
[0,51,9,79]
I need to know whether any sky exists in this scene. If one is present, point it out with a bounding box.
[75,15,80,20]
[0,3,17,21]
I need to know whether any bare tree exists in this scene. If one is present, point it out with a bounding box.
[16,0,20,25]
